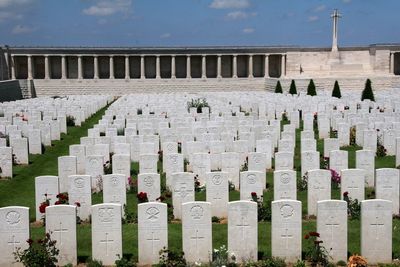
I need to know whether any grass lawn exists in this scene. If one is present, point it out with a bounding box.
[2,111,400,263]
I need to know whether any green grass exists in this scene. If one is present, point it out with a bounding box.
[2,111,400,263]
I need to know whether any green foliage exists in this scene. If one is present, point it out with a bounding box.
[211,245,233,267]
[158,247,186,267]
[343,192,361,220]
[245,257,286,267]
[187,98,210,113]
[289,80,297,95]
[115,254,136,267]
[337,260,347,266]
[66,115,75,127]
[212,216,221,223]
[275,80,283,94]
[251,193,271,221]
[304,232,330,267]
[361,79,375,102]
[14,233,59,267]
[297,173,308,191]
[86,258,104,267]
[307,79,317,96]
[293,260,307,267]
[332,80,342,98]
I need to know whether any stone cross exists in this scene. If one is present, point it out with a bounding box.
[53,222,68,246]
[100,232,114,256]
[7,235,21,253]
[147,231,160,255]
[331,9,342,52]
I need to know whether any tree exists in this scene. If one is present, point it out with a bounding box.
[307,79,317,96]
[332,80,342,98]
[289,80,297,95]
[361,79,375,102]
[275,80,283,93]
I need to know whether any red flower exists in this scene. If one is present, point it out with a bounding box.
[251,192,257,197]
[27,239,33,245]
[54,201,61,205]
[75,201,81,207]
[343,191,349,197]
[309,232,320,237]
[39,203,48,213]
[304,234,310,240]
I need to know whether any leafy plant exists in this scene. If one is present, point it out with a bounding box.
[304,231,330,267]
[86,258,104,267]
[245,257,286,267]
[275,80,283,94]
[289,80,297,95]
[361,79,375,102]
[66,115,75,127]
[281,112,288,123]
[293,260,306,267]
[212,216,220,223]
[329,169,341,190]
[376,137,387,157]
[137,192,149,203]
[307,79,317,96]
[228,180,236,191]
[343,192,361,220]
[332,80,341,98]
[14,233,59,267]
[115,254,136,267]
[159,247,186,267]
[251,192,271,221]
[349,126,356,146]
[297,172,308,191]
[211,245,231,267]
[187,98,210,113]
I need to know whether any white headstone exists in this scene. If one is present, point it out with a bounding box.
[240,171,264,200]
[91,203,123,266]
[356,150,375,187]
[112,154,131,181]
[273,170,297,200]
[35,176,59,221]
[0,206,29,267]
[0,147,12,178]
[228,201,258,263]
[361,199,392,264]
[138,173,161,202]
[316,200,347,262]
[68,175,92,221]
[341,169,365,201]
[191,153,211,185]
[329,150,348,174]
[271,200,302,263]
[138,202,168,266]
[275,152,294,171]
[139,154,158,174]
[375,168,400,215]
[69,144,86,175]
[172,172,195,219]
[206,172,229,218]
[45,205,77,266]
[307,169,331,216]
[182,202,212,264]
[221,152,240,189]
[85,155,104,190]
[324,138,339,158]
[301,151,319,176]
[103,174,127,211]
[58,156,77,193]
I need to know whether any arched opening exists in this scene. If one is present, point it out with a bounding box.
[394,53,400,75]
[269,55,282,78]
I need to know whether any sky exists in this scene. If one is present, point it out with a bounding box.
[0,0,399,47]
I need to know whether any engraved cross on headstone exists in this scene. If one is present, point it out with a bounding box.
[326,218,340,240]
[53,222,68,246]
[8,235,21,252]
[100,232,114,256]
[190,229,204,261]
[236,216,250,241]
[281,228,293,249]
[370,216,385,240]
[147,231,160,255]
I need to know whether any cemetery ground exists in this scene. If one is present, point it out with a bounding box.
[1,107,400,264]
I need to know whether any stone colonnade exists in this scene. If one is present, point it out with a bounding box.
[10,54,287,80]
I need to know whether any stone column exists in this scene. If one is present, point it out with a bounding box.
[140,55,145,79]
[156,55,161,79]
[61,55,66,79]
[186,55,191,79]
[264,54,269,78]
[44,55,50,79]
[217,55,222,79]
[232,55,238,78]
[125,55,130,79]
[77,55,83,79]
[94,56,99,79]
[281,54,286,77]
[109,56,114,79]
[390,53,395,74]
[11,56,16,80]
[248,54,254,78]
[171,55,176,79]
[27,55,32,80]
[201,55,206,79]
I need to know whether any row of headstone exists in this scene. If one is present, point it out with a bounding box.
[0,199,393,266]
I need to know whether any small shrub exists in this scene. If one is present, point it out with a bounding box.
[211,245,231,267]
[228,180,236,191]
[66,115,75,127]
[275,80,283,94]
[304,231,330,267]
[281,112,288,123]
[187,98,210,113]
[297,172,308,191]
[376,137,387,157]
[293,260,306,267]
[361,79,375,102]
[245,257,286,267]
[289,80,297,95]
[251,192,271,221]
[159,247,186,267]
[212,216,220,223]
[329,169,341,190]
[337,260,347,266]
[103,156,113,175]
[343,192,361,220]
[122,204,137,224]
[115,254,136,267]
[194,175,205,192]
[137,192,149,203]
[307,79,317,96]
[14,233,59,267]
[332,80,341,98]
[86,258,104,267]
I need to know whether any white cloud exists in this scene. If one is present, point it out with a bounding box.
[225,11,256,20]
[242,27,254,34]
[83,0,132,16]
[11,24,35,34]
[160,33,171,39]
[0,0,32,8]
[0,11,22,22]
[313,5,326,12]
[308,15,319,22]
[210,0,250,9]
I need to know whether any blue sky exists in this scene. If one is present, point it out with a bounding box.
[0,0,399,47]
